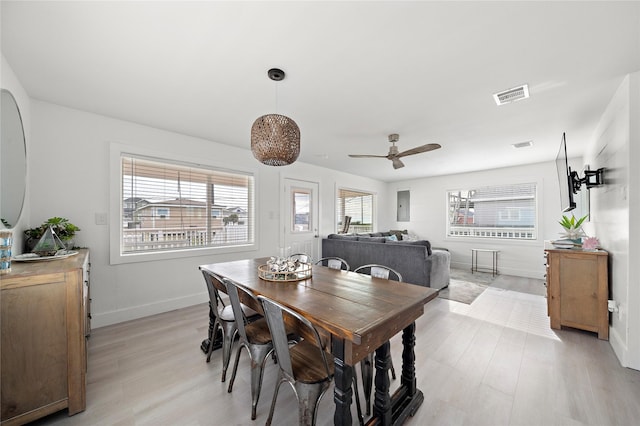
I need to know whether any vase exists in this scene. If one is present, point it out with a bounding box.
[0,230,13,274]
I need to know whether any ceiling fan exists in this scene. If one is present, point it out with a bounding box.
[348,134,441,169]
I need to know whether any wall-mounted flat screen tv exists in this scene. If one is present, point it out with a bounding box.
[556,132,576,212]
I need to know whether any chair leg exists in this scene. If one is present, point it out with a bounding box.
[266,375,286,426]
[219,321,237,382]
[294,380,330,426]
[352,369,365,426]
[227,343,244,393]
[360,353,373,416]
[248,344,274,420]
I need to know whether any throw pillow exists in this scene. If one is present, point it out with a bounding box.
[389,229,408,240]
[385,234,398,241]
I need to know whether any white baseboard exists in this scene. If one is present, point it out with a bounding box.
[609,325,629,368]
[92,292,208,328]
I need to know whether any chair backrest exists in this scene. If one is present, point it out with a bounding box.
[353,264,403,282]
[257,295,331,381]
[315,256,350,271]
[290,253,312,264]
[201,269,227,316]
[222,278,259,342]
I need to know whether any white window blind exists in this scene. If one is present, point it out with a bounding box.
[120,154,254,254]
[336,188,374,233]
[447,182,537,240]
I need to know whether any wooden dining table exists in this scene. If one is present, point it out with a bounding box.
[199,258,438,426]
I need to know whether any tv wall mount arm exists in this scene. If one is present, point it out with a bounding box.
[570,166,605,194]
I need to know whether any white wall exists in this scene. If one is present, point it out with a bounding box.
[1,54,31,252]
[383,160,570,279]
[583,72,640,369]
[29,100,387,327]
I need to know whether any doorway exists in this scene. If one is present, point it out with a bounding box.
[282,178,320,261]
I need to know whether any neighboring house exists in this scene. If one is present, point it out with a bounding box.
[471,184,535,229]
[134,198,210,229]
[132,199,240,229]
[224,207,247,225]
[123,197,148,225]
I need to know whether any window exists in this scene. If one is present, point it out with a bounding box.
[336,188,375,233]
[292,189,311,232]
[119,153,255,256]
[447,182,537,240]
[155,207,169,219]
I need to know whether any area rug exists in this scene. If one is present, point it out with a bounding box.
[438,268,496,304]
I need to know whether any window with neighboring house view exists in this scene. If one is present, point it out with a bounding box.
[120,154,255,255]
[447,182,537,240]
[336,188,375,233]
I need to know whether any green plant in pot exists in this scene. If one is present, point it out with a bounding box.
[24,217,80,252]
[559,214,587,243]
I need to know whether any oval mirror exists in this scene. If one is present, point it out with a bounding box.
[1,89,27,228]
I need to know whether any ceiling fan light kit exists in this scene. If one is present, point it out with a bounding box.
[348,133,441,170]
[251,68,300,166]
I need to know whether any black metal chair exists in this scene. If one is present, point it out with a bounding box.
[314,256,350,271]
[200,269,260,382]
[258,294,364,426]
[352,264,403,416]
[223,278,275,421]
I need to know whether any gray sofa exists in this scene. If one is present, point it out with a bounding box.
[321,233,450,290]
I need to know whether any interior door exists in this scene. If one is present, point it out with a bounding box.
[282,178,320,261]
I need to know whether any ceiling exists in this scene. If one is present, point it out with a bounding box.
[2,1,639,182]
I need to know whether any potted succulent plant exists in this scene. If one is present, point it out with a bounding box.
[558,214,588,243]
[24,217,80,252]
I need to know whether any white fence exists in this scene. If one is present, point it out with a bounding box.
[448,226,535,240]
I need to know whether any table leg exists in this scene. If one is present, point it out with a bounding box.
[332,338,353,426]
[493,251,497,276]
[200,301,222,354]
[389,322,424,425]
[401,323,417,395]
[373,341,392,425]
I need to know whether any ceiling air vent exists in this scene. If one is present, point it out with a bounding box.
[493,84,530,106]
[512,140,533,149]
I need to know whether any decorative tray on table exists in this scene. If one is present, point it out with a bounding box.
[258,261,312,282]
[12,250,79,262]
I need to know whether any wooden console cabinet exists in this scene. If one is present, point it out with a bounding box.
[544,247,608,340]
[1,249,90,425]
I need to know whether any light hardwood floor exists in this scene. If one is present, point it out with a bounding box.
[33,272,640,425]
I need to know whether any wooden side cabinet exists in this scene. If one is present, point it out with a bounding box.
[544,247,609,340]
[1,249,90,425]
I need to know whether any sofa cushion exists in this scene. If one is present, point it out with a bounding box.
[387,239,432,255]
[328,234,358,241]
[357,236,386,243]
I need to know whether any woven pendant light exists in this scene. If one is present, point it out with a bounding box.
[251,69,300,166]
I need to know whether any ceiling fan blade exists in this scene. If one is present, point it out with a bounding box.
[396,143,441,158]
[348,154,388,158]
[392,158,405,169]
